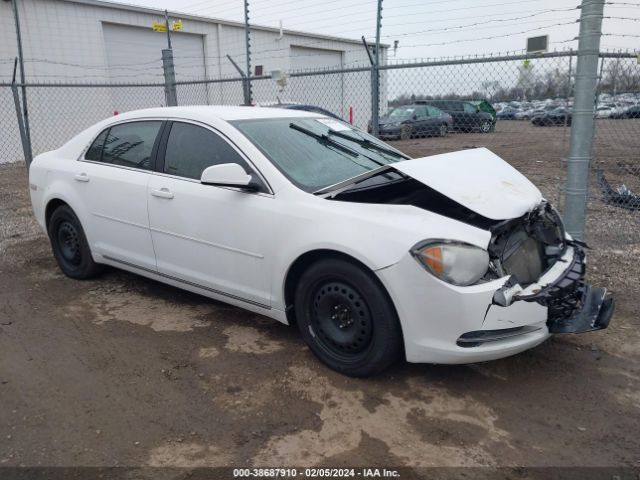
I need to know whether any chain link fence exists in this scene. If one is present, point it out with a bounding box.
[2,50,638,253]
[0,86,24,165]
[586,55,640,250]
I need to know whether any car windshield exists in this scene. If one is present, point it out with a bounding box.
[387,107,416,118]
[232,117,408,193]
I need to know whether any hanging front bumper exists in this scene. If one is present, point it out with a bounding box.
[495,244,615,335]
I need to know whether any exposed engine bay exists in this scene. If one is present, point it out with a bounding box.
[331,177,613,334]
[485,202,566,286]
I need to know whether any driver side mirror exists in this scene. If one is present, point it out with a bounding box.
[200,163,260,191]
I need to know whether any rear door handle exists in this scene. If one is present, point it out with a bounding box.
[74,173,90,182]
[150,188,174,199]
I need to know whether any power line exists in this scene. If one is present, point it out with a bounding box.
[376,8,578,39]
[276,0,576,30]
[393,20,579,49]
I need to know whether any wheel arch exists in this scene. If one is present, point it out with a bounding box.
[45,198,71,229]
[283,249,397,328]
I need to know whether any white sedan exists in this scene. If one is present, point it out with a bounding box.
[29,106,614,376]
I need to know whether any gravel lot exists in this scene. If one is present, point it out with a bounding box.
[1,120,639,473]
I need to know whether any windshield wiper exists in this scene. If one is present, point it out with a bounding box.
[289,123,359,157]
[326,130,406,160]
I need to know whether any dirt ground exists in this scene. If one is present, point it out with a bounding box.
[1,120,639,474]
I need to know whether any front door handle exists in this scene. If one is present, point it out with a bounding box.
[150,188,174,199]
[74,173,90,182]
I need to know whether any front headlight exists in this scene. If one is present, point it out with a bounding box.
[411,241,489,286]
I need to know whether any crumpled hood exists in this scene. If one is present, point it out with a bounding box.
[392,148,542,220]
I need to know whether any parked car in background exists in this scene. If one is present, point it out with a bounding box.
[419,100,495,133]
[531,107,572,126]
[270,103,342,120]
[497,107,518,120]
[469,99,497,122]
[623,106,640,118]
[370,104,453,140]
[514,109,530,120]
[29,106,613,376]
[595,106,613,119]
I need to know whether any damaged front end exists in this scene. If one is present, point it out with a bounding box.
[488,203,614,335]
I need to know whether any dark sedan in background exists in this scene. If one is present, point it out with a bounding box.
[370,104,453,140]
[418,99,495,133]
[531,108,572,126]
[621,106,640,119]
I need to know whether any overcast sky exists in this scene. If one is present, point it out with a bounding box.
[114,0,639,60]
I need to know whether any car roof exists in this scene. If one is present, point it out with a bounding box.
[107,105,322,123]
[393,104,438,109]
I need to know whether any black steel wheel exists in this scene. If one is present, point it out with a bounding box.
[48,204,102,279]
[311,281,373,360]
[56,220,82,267]
[294,258,403,377]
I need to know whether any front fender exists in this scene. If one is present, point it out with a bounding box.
[268,198,491,311]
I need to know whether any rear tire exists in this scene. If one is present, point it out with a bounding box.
[294,258,403,377]
[439,124,448,137]
[48,205,102,279]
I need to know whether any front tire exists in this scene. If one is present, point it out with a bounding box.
[439,123,448,137]
[400,125,412,140]
[294,258,403,377]
[479,120,492,133]
[48,205,102,279]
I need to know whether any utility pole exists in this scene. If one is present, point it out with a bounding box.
[161,9,178,106]
[244,0,253,105]
[563,0,604,240]
[11,0,31,162]
[371,0,383,137]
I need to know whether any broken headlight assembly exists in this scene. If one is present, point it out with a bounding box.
[411,241,489,286]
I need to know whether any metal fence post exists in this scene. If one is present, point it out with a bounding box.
[563,0,604,240]
[371,0,383,137]
[11,0,32,162]
[162,48,178,106]
[244,0,253,104]
[11,84,31,167]
[227,54,251,105]
[10,57,31,166]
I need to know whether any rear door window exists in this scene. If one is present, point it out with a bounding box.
[463,103,477,113]
[85,129,109,161]
[414,106,429,118]
[99,121,162,170]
